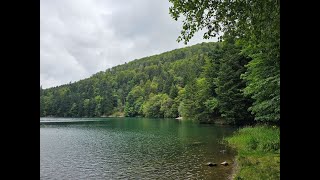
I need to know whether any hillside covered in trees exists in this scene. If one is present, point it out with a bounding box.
[40,41,278,124]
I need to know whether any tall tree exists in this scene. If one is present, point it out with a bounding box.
[169,0,280,122]
[124,86,145,117]
[215,43,254,124]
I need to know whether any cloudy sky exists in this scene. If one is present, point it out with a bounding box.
[40,0,216,89]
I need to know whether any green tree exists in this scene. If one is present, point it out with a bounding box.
[169,0,280,122]
[169,84,178,99]
[142,94,170,118]
[83,99,90,117]
[179,80,197,119]
[69,103,78,117]
[40,86,45,116]
[40,41,264,122]
[124,86,144,117]
[94,95,103,117]
[179,77,217,121]
[215,43,254,124]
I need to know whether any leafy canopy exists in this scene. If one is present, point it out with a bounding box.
[169,0,280,122]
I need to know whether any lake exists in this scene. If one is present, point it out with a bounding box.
[40,117,237,179]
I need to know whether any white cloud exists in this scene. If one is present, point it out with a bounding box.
[40,0,216,88]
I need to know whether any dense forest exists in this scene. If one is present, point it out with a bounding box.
[40,40,277,125]
[41,0,280,125]
[41,0,280,179]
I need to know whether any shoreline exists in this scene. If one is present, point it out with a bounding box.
[228,157,239,180]
[225,125,280,179]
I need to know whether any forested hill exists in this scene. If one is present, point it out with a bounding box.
[40,41,279,124]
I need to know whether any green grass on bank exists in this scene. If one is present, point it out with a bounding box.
[225,125,280,180]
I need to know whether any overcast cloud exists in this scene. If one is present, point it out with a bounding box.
[40,0,216,89]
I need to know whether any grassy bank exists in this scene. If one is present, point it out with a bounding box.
[225,125,280,180]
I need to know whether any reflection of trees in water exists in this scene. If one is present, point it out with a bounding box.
[41,118,236,179]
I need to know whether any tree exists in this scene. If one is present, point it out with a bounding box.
[69,103,78,117]
[142,94,171,118]
[215,43,254,124]
[40,86,44,116]
[83,99,90,117]
[40,41,266,122]
[169,84,179,99]
[178,77,218,121]
[124,86,144,117]
[169,0,280,122]
[169,0,279,45]
[94,95,103,117]
[179,79,197,119]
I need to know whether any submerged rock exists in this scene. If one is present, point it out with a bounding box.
[207,162,217,166]
[220,161,228,166]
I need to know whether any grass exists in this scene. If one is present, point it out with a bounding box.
[225,125,280,180]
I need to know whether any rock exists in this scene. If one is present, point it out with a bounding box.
[207,162,217,166]
[191,141,202,146]
[220,150,226,154]
[220,161,228,166]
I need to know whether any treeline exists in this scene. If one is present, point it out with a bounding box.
[40,41,278,124]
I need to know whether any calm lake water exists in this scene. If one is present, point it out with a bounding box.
[40,117,237,179]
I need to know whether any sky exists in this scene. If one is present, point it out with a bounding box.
[40,0,216,89]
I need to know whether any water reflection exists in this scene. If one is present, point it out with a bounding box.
[41,117,237,179]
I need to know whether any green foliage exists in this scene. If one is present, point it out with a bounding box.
[169,84,178,99]
[124,86,145,117]
[169,0,280,123]
[241,50,280,122]
[178,77,220,122]
[142,94,172,118]
[214,43,254,124]
[225,126,280,179]
[40,39,277,124]
[226,126,280,153]
[204,98,218,113]
[169,0,280,46]
[40,42,217,119]
[69,103,78,117]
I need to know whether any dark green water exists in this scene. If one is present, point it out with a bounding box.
[40,117,237,179]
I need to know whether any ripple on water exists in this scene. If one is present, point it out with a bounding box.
[41,118,237,179]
